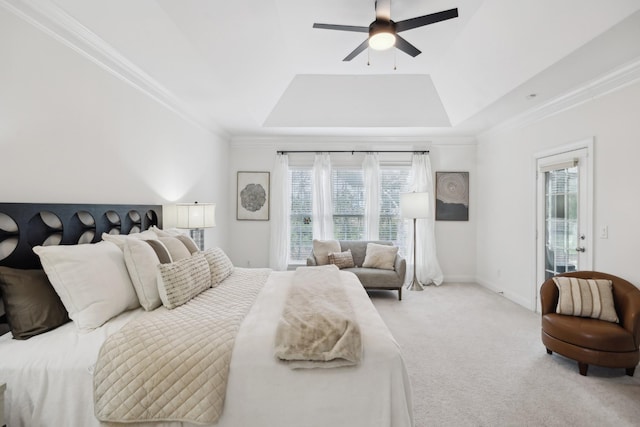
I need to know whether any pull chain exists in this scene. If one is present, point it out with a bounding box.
[367,47,370,66]
[394,48,397,70]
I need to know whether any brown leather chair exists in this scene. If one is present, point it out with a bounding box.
[540,271,640,376]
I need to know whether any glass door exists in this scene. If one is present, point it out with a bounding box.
[536,146,591,311]
[544,166,579,279]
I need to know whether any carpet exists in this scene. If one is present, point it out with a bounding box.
[370,283,640,427]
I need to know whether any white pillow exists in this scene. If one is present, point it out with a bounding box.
[123,239,163,311]
[362,243,398,270]
[150,226,184,237]
[312,239,341,265]
[157,253,211,309]
[101,230,157,250]
[201,248,234,287]
[33,241,140,331]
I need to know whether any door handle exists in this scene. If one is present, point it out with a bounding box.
[575,247,586,252]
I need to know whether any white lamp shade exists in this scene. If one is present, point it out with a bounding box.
[400,192,429,219]
[175,203,216,229]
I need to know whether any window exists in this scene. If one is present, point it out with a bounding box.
[289,168,313,263]
[332,169,365,240]
[288,165,411,264]
[380,168,411,256]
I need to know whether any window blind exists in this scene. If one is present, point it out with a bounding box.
[332,169,365,241]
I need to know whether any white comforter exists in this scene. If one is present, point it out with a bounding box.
[0,269,413,427]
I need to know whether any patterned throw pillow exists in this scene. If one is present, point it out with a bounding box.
[553,277,619,323]
[201,248,234,287]
[328,250,355,269]
[157,253,211,309]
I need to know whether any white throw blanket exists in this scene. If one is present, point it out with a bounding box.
[93,268,271,424]
[274,265,363,368]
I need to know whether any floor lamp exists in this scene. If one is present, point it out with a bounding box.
[400,192,430,291]
[175,202,216,250]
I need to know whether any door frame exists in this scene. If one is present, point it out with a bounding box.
[533,138,594,312]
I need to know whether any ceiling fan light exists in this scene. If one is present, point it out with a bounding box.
[369,32,396,50]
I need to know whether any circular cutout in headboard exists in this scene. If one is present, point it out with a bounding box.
[104,211,121,235]
[105,211,121,225]
[27,211,63,248]
[0,213,18,233]
[144,210,159,229]
[0,212,20,262]
[68,211,97,244]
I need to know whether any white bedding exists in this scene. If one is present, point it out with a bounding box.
[0,270,413,427]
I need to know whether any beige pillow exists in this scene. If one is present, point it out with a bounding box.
[553,277,619,323]
[312,239,341,265]
[362,243,398,270]
[123,239,162,311]
[157,253,211,309]
[328,250,355,269]
[157,236,191,261]
[145,240,173,264]
[175,234,199,254]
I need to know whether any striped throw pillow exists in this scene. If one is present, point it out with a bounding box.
[552,277,618,323]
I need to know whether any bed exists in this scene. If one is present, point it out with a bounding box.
[0,203,414,427]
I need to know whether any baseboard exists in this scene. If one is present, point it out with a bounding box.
[475,278,534,311]
[442,275,476,283]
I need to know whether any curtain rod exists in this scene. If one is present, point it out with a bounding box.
[276,150,428,155]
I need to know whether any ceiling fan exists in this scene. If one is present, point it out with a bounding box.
[313,0,458,61]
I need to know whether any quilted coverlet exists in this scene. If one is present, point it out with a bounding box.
[93,267,271,424]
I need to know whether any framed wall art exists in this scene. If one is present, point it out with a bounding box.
[435,171,469,221]
[237,171,270,221]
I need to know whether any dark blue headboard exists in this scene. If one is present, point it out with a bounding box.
[0,203,162,269]
[0,202,162,329]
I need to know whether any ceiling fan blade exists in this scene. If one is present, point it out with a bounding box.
[395,8,458,33]
[395,35,421,57]
[313,23,368,33]
[375,0,391,21]
[343,39,370,61]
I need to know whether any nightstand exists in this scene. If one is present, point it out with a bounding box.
[0,382,5,427]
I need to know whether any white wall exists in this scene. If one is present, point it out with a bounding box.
[228,138,477,283]
[476,80,640,309]
[0,9,230,249]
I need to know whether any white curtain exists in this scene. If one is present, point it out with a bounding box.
[312,153,334,240]
[363,153,380,240]
[269,153,290,270]
[408,153,443,285]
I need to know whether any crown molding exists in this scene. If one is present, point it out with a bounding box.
[484,57,640,137]
[230,135,476,149]
[0,0,229,139]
